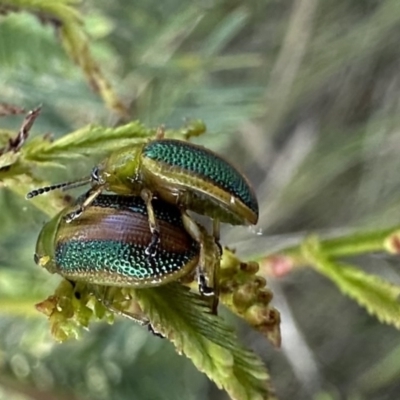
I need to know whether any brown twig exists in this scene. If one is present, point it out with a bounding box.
[0,106,42,156]
[0,103,25,117]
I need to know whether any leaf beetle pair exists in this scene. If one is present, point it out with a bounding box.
[28,128,258,294]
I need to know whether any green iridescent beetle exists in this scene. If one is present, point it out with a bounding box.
[27,128,257,292]
[35,194,221,318]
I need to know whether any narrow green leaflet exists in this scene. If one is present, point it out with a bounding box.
[302,237,400,328]
[22,122,155,161]
[0,152,19,170]
[0,0,127,117]
[21,120,207,162]
[134,283,277,400]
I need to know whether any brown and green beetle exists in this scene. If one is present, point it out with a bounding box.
[35,194,221,317]
[27,128,257,285]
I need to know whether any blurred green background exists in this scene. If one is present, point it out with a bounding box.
[1,0,400,399]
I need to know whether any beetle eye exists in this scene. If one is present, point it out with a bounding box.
[91,167,100,182]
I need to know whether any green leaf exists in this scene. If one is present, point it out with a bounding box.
[302,237,400,328]
[22,121,154,161]
[21,120,207,163]
[0,151,19,169]
[135,283,277,400]
[0,0,127,117]
[37,280,277,399]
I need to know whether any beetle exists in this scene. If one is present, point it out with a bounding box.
[27,128,258,279]
[35,194,221,317]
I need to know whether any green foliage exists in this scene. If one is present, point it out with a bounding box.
[261,227,400,332]
[0,0,128,117]
[138,284,275,400]
[302,237,400,328]
[35,263,278,399]
[2,0,400,399]
[0,107,279,399]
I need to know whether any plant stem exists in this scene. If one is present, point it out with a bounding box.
[257,225,400,272]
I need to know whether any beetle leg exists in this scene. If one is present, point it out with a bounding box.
[180,212,211,294]
[64,185,104,223]
[141,188,161,257]
[202,227,221,313]
[98,287,163,338]
[93,286,150,326]
[104,303,150,326]
[181,212,221,313]
[212,219,220,241]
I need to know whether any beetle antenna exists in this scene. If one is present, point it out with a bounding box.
[26,177,91,199]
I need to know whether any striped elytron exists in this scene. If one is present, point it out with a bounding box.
[35,195,202,287]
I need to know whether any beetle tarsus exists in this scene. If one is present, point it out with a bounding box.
[198,274,214,297]
[65,208,82,223]
[145,250,157,270]
[145,230,160,257]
